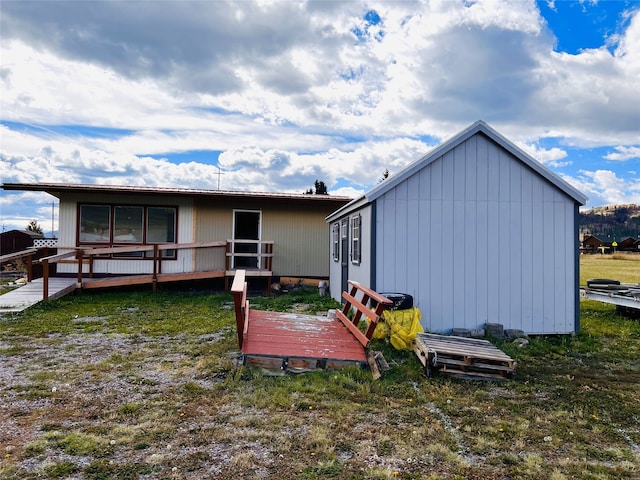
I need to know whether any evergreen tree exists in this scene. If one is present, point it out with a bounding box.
[26,220,43,234]
[314,180,328,195]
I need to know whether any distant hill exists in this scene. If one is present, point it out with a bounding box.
[579,204,640,241]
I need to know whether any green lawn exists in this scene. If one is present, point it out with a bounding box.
[0,267,638,479]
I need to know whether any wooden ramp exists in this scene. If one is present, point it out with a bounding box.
[414,333,516,380]
[231,269,392,373]
[0,278,77,314]
[241,310,369,372]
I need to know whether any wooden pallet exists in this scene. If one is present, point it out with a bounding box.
[414,333,516,380]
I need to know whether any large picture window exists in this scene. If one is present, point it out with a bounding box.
[114,206,143,243]
[79,205,111,242]
[78,204,177,258]
[351,214,361,265]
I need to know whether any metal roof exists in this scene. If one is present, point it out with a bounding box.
[1,182,353,205]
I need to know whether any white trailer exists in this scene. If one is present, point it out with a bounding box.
[580,279,640,312]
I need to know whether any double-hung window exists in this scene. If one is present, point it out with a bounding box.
[332,222,340,262]
[351,214,361,265]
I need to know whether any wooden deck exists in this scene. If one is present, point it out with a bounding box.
[0,268,268,315]
[0,278,77,314]
[232,269,393,373]
[241,310,369,371]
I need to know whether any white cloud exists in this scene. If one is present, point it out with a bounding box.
[2,2,639,144]
[517,142,570,167]
[1,0,640,229]
[604,145,640,161]
[572,169,640,206]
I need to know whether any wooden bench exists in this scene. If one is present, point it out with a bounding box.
[231,270,392,372]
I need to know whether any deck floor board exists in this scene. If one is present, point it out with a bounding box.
[242,310,367,363]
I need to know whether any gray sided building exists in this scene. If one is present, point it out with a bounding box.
[327,120,588,335]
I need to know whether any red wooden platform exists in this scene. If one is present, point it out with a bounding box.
[231,270,392,373]
[242,310,368,371]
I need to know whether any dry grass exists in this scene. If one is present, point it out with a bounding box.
[0,268,639,479]
[580,252,640,285]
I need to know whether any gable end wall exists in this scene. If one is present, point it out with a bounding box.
[374,133,578,334]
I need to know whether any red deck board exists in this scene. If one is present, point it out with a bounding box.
[243,332,365,350]
[242,310,367,362]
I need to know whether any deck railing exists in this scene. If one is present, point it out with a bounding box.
[0,247,56,282]
[225,239,274,272]
[33,240,274,299]
[0,248,37,280]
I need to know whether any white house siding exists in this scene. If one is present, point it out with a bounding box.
[374,133,578,334]
[57,193,194,275]
[328,204,372,301]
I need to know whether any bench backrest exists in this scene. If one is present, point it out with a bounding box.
[336,280,392,347]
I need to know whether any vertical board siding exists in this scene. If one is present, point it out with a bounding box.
[406,174,422,298]
[375,132,577,334]
[348,206,373,289]
[194,203,230,272]
[196,199,337,278]
[329,206,372,300]
[262,208,329,277]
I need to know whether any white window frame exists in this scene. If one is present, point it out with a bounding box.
[332,222,340,262]
[351,213,361,265]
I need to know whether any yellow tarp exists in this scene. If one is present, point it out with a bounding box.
[373,307,423,350]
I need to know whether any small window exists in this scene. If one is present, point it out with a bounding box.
[332,222,340,262]
[341,218,348,238]
[351,214,361,265]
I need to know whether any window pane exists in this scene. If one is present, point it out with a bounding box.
[147,207,176,243]
[79,205,111,242]
[351,215,361,264]
[114,206,143,243]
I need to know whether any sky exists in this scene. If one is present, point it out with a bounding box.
[1,0,639,236]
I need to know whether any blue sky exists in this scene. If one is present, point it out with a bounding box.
[1,0,639,235]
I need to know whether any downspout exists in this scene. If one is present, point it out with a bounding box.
[370,201,377,291]
[574,203,581,334]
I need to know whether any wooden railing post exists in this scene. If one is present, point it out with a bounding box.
[231,270,247,348]
[225,241,231,271]
[26,254,33,282]
[42,259,49,300]
[76,250,84,284]
[152,244,159,293]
